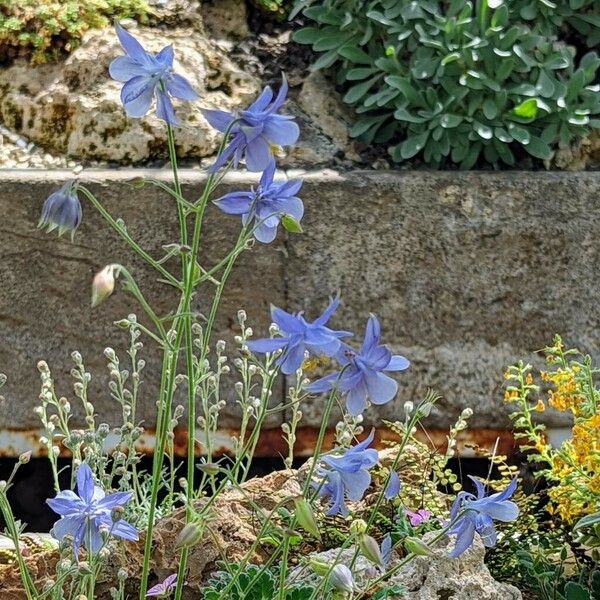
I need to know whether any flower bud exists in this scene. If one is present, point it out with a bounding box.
[293,498,321,540]
[307,558,330,576]
[198,462,220,476]
[329,564,354,593]
[19,451,32,464]
[404,536,434,556]
[175,521,203,549]
[92,265,118,308]
[359,534,384,567]
[349,519,368,535]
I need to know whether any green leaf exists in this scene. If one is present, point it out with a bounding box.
[346,67,378,80]
[441,114,463,128]
[292,27,322,44]
[399,131,429,159]
[575,511,600,531]
[474,121,493,139]
[524,135,552,159]
[512,98,538,119]
[281,216,303,233]
[508,123,530,144]
[483,98,498,119]
[536,70,555,97]
[344,76,380,103]
[338,46,373,64]
[309,49,339,71]
[565,582,591,600]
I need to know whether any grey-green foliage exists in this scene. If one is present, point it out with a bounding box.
[293,0,600,168]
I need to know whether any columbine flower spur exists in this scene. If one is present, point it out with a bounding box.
[38,181,82,240]
[202,75,300,172]
[109,23,198,126]
[47,463,138,556]
[214,159,304,243]
[305,315,410,415]
[447,476,519,557]
[247,296,352,375]
[314,429,379,516]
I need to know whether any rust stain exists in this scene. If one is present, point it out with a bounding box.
[0,426,517,459]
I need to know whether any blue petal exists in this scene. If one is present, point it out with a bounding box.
[384,470,401,500]
[156,90,178,126]
[362,315,381,354]
[449,519,476,557]
[473,499,519,522]
[381,534,393,566]
[166,73,198,101]
[51,515,84,542]
[108,56,148,82]
[115,23,150,64]
[268,75,289,113]
[46,491,86,516]
[364,371,398,405]
[253,222,279,244]
[121,76,155,118]
[278,341,306,375]
[304,373,338,394]
[155,45,174,68]
[111,519,139,541]
[260,160,277,187]
[246,337,289,353]
[263,116,300,146]
[244,136,272,172]
[346,379,368,415]
[202,109,235,132]
[213,191,254,215]
[386,355,410,371]
[270,306,304,334]
[340,468,371,501]
[96,491,132,512]
[76,464,95,505]
[276,178,303,198]
[247,85,274,113]
[312,297,339,327]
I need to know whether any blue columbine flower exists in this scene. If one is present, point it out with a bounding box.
[202,75,299,172]
[214,160,303,243]
[305,315,410,416]
[447,476,519,557]
[314,430,378,516]
[38,181,82,240]
[109,23,198,126]
[47,463,138,556]
[247,297,352,375]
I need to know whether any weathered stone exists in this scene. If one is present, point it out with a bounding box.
[389,532,522,600]
[0,170,285,432]
[0,26,259,163]
[2,169,600,438]
[288,533,521,600]
[0,469,304,599]
[553,129,600,171]
[284,169,600,430]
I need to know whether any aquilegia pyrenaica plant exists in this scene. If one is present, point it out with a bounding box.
[0,21,520,600]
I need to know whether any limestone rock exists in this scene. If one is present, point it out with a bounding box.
[552,129,600,171]
[0,25,259,163]
[388,532,522,600]
[0,469,304,599]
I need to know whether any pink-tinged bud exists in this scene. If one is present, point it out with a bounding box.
[91,265,117,308]
[18,451,32,464]
[329,564,354,593]
[404,536,434,556]
[293,498,321,540]
[359,534,384,567]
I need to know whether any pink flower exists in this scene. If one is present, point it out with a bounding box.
[405,508,431,527]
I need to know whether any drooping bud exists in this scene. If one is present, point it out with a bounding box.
[349,519,368,535]
[198,462,221,476]
[293,497,321,540]
[175,521,203,549]
[329,564,354,593]
[359,534,384,567]
[18,451,32,464]
[307,558,330,577]
[404,536,434,556]
[92,265,118,308]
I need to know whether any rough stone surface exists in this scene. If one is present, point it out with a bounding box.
[0,170,285,432]
[1,169,599,436]
[389,532,522,600]
[285,169,600,429]
[0,25,259,163]
[0,469,304,599]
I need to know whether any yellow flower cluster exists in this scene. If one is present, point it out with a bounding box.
[504,335,600,523]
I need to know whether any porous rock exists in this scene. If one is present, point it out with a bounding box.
[388,531,522,600]
[0,469,303,599]
[0,25,259,163]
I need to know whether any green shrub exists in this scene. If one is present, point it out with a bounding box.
[253,0,290,16]
[293,0,600,167]
[0,0,148,63]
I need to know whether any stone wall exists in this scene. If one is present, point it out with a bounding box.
[1,169,598,442]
